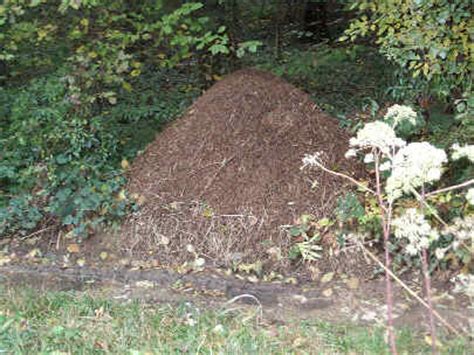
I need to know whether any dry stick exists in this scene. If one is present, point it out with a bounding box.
[375,153,398,355]
[360,244,464,337]
[425,178,474,198]
[302,160,377,195]
[420,185,438,354]
[20,226,54,240]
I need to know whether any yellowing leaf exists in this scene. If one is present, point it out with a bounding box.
[121,159,130,170]
[130,69,141,77]
[37,29,48,41]
[117,189,127,201]
[202,207,213,218]
[88,51,98,58]
[122,81,133,92]
[131,61,141,68]
[80,18,89,27]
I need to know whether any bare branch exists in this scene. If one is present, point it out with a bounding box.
[426,179,474,198]
[302,159,376,195]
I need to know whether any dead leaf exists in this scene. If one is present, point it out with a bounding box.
[321,272,334,283]
[346,277,360,290]
[323,288,333,297]
[247,275,259,283]
[27,248,41,258]
[95,307,105,318]
[0,255,12,266]
[99,251,108,260]
[424,335,443,348]
[292,294,308,304]
[193,257,205,268]
[67,244,80,253]
[136,280,155,288]
[76,258,86,267]
[159,236,170,245]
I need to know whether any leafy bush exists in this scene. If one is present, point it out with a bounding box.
[344,0,472,103]
[0,73,131,237]
[0,1,251,238]
[303,103,473,352]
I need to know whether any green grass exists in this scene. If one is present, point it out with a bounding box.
[0,287,469,354]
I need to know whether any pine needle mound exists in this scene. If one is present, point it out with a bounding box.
[122,69,363,269]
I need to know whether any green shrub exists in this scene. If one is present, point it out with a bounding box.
[344,0,472,103]
[0,73,131,237]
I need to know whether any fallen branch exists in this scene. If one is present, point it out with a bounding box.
[20,226,54,240]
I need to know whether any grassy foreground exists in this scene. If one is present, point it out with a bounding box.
[0,287,469,354]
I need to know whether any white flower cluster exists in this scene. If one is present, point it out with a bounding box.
[346,121,406,157]
[452,143,474,162]
[442,215,474,250]
[386,142,447,201]
[392,208,439,256]
[466,188,474,206]
[384,104,417,128]
[301,152,324,169]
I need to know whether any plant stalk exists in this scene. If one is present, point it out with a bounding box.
[420,185,438,354]
[375,153,398,355]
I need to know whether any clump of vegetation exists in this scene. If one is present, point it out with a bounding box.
[344,0,472,104]
[302,103,473,353]
[0,1,258,237]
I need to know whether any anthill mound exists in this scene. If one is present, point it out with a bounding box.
[122,69,364,271]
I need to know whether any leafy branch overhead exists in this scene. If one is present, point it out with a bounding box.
[342,0,472,100]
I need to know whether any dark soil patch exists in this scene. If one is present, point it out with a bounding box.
[1,264,471,337]
[121,69,365,272]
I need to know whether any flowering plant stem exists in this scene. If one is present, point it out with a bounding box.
[375,153,398,355]
[419,185,438,354]
[303,152,398,353]
[360,243,464,337]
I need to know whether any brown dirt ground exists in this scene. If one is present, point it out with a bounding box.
[2,263,471,338]
[120,68,366,273]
